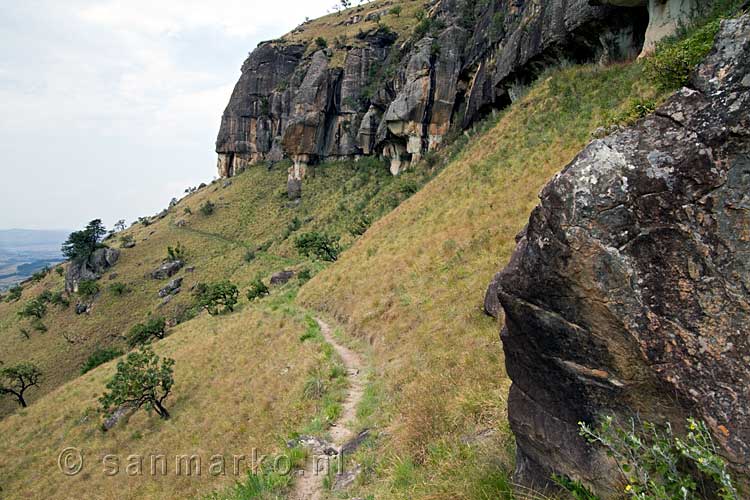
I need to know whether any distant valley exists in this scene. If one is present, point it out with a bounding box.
[0,229,68,291]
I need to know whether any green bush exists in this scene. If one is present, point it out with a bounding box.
[246,278,269,301]
[18,298,47,320]
[78,279,100,298]
[5,285,22,302]
[81,348,124,374]
[315,36,328,49]
[50,291,70,308]
[166,242,186,262]
[390,5,402,16]
[297,269,313,284]
[109,282,130,296]
[349,214,372,236]
[30,319,47,333]
[30,266,50,282]
[127,317,167,347]
[55,266,65,276]
[571,416,739,500]
[194,280,239,315]
[199,200,215,216]
[243,249,256,262]
[295,232,341,262]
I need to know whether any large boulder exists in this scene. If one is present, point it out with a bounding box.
[65,247,120,293]
[488,16,750,496]
[151,260,184,280]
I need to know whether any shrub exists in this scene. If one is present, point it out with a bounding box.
[61,219,107,262]
[390,5,402,16]
[78,279,100,298]
[243,249,256,262]
[199,200,215,216]
[5,285,22,302]
[315,37,328,49]
[0,363,42,407]
[194,280,239,315]
[31,319,47,333]
[183,207,192,215]
[645,18,722,92]
[120,234,135,246]
[109,282,130,296]
[572,417,739,500]
[295,232,341,262]
[349,214,372,236]
[297,269,313,284]
[166,242,186,262]
[246,278,269,301]
[55,266,64,276]
[30,266,50,282]
[18,298,47,320]
[50,291,70,308]
[99,346,174,420]
[127,316,167,347]
[81,348,123,374]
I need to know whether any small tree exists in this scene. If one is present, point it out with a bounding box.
[246,278,269,301]
[315,37,328,49]
[0,363,42,407]
[114,219,127,232]
[390,5,401,17]
[81,348,124,374]
[194,281,239,315]
[127,317,167,347]
[62,219,107,262]
[295,232,341,261]
[99,346,174,420]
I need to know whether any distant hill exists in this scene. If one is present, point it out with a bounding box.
[0,228,69,252]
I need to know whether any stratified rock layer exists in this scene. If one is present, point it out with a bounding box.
[216,0,659,186]
[490,16,750,496]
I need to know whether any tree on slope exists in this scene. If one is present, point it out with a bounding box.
[0,363,42,407]
[61,219,107,262]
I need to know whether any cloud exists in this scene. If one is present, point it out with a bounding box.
[0,0,333,230]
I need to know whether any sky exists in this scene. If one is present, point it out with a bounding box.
[0,0,337,231]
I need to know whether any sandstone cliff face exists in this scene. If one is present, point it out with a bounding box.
[488,15,750,496]
[216,0,671,188]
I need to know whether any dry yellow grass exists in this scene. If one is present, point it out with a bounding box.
[0,304,332,499]
[281,0,425,65]
[300,61,659,498]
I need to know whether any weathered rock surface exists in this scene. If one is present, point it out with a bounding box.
[270,270,295,285]
[488,16,750,496]
[65,248,120,293]
[216,0,658,183]
[158,277,183,298]
[151,260,184,280]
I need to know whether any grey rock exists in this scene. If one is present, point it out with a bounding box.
[102,405,133,431]
[122,240,136,249]
[270,270,294,285]
[65,247,120,293]
[489,16,750,496]
[151,260,184,280]
[158,277,183,298]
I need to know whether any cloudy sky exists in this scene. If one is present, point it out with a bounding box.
[0,0,336,231]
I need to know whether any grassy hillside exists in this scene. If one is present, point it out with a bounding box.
[0,51,670,500]
[299,61,665,498]
[0,298,344,498]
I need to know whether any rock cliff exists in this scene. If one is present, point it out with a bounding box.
[488,15,750,496]
[216,0,707,194]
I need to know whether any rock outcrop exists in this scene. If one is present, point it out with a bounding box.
[216,0,668,189]
[488,16,750,496]
[65,248,120,293]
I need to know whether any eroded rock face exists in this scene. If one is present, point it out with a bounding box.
[592,0,703,55]
[65,248,120,293]
[489,16,750,496]
[216,0,651,182]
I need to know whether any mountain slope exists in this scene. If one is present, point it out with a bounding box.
[298,60,664,498]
